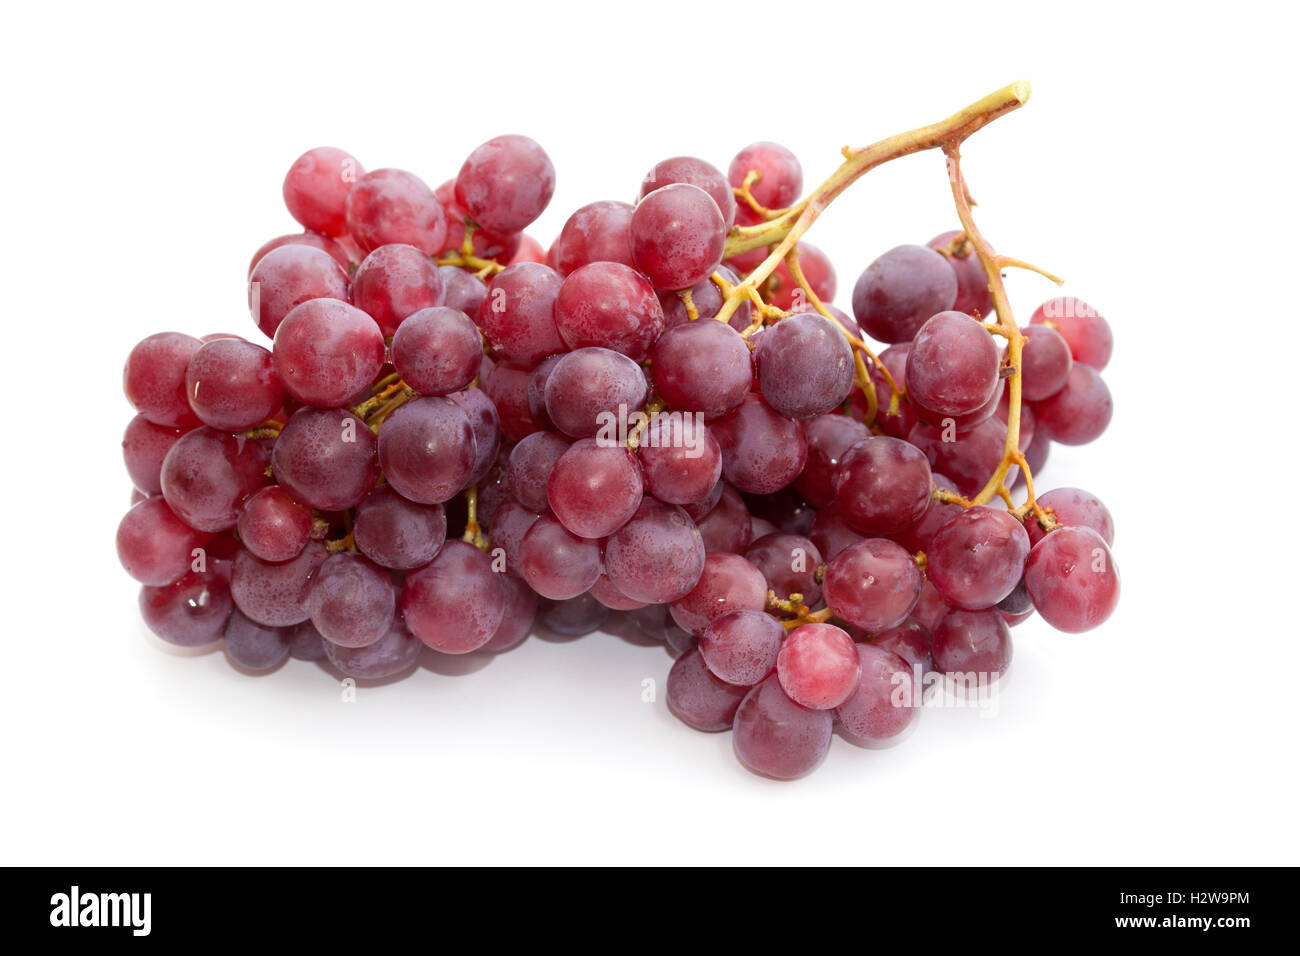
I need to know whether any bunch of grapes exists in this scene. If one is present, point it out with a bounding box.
[117,83,1119,780]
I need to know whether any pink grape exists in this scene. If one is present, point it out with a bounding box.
[477,262,566,367]
[638,415,723,506]
[248,244,349,339]
[710,394,808,495]
[488,500,542,578]
[123,332,203,429]
[808,500,864,561]
[378,396,477,505]
[1018,324,1073,401]
[117,496,214,587]
[767,243,836,312]
[668,552,767,636]
[822,538,923,632]
[345,168,447,255]
[272,299,386,408]
[699,610,784,687]
[455,134,555,234]
[350,243,446,338]
[852,244,957,344]
[640,155,737,230]
[871,618,934,679]
[668,648,749,732]
[224,610,291,672]
[519,513,603,600]
[139,567,232,647]
[160,427,269,532]
[230,541,329,627]
[507,431,573,512]
[926,507,1031,610]
[589,573,648,611]
[732,675,832,780]
[754,312,854,420]
[631,183,726,290]
[555,200,635,275]
[439,265,488,316]
[434,179,522,261]
[650,319,752,419]
[1024,527,1120,633]
[307,552,394,648]
[482,363,539,443]
[835,643,918,741]
[123,414,189,495]
[833,435,932,535]
[729,141,803,209]
[553,261,664,361]
[272,407,379,511]
[1032,364,1113,445]
[543,347,647,439]
[237,486,313,562]
[603,498,706,603]
[448,386,502,485]
[932,609,1012,678]
[402,540,504,654]
[1031,296,1112,370]
[390,306,482,396]
[547,439,643,538]
[324,615,423,680]
[777,622,860,710]
[185,337,286,431]
[282,146,362,236]
[353,485,447,570]
[906,311,1000,417]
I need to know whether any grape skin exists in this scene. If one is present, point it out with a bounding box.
[159,427,269,533]
[638,416,723,506]
[745,532,823,607]
[794,413,870,508]
[185,338,286,432]
[905,311,1001,417]
[391,306,482,397]
[650,320,752,420]
[729,141,803,210]
[553,261,664,361]
[694,484,752,555]
[448,386,502,486]
[249,232,351,277]
[477,262,566,368]
[480,576,539,653]
[507,431,573,512]
[231,541,329,627]
[699,609,783,687]
[543,347,647,440]
[777,622,861,710]
[640,155,737,231]
[554,200,636,275]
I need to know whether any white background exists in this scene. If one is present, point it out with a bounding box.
[2,1,1295,865]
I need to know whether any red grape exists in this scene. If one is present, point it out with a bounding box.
[754,312,854,420]
[238,486,313,562]
[378,396,477,505]
[631,183,726,290]
[1018,324,1073,401]
[224,610,291,671]
[519,513,603,600]
[547,438,643,538]
[927,230,992,318]
[554,200,635,275]
[603,498,705,603]
[668,552,767,635]
[139,567,232,647]
[345,168,447,255]
[553,261,664,361]
[402,540,504,654]
[1030,296,1112,370]
[391,306,482,396]
[543,347,647,439]
[1025,487,1114,547]
[926,506,1030,610]
[160,427,269,532]
[823,538,923,632]
[777,622,860,709]
[1024,527,1120,633]
[248,244,349,339]
[282,146,362,236]
[851,244,957,344]
[123,414,189,495]
[650,319,752,419]
[117,496,214,587]
[353,485,447,570]
[1032,364,1112,445]
[833,435,932,534]
[667,648,749,732]
[307,552,395,648]
[906,311,1000,417]
[325,615,423,680]
[835,643,918,741]
[455,135,555,234]
[745,532,823,607]
[931,608,1012,678]
[699,609,783,687]
[640,155,737,230]
[350,243,445,337]
[710,394,808,495]
[271,407,379,511]
[185,338,285,431]
[638,415,722,506]
[231,540,328,627]
[272,298,385,408]
[477,262,566,367]
[123,332,203,429]
[728,142,802,210]
[732,675,832,779]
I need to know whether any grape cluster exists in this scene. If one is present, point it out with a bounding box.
[118,117,1119,780]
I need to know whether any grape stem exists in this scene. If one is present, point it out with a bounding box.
[461,485,490,551]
